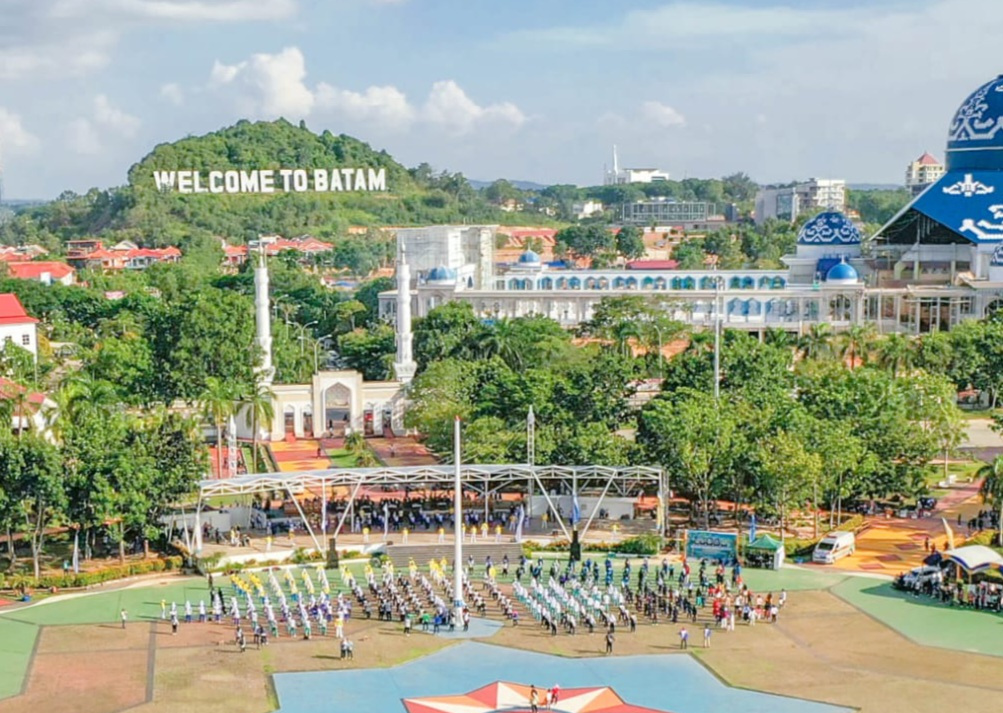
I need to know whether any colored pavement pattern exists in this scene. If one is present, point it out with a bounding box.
[272,641,848,713]
[815,480,983,576]
[368,436,439,466]
[405,682,667,713]
[271,438,341,472]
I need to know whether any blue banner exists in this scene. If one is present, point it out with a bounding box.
[685,530,738,563]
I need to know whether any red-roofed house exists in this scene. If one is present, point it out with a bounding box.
[0,293,38,360]
[5,261,76,286]
[68,243,183,271]
[0,377,55,438]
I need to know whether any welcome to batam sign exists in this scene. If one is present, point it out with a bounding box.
[152,167,387,194]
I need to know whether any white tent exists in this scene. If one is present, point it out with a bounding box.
[942,545,1003,573]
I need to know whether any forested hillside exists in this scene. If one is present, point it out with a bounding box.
[0,120,551,252]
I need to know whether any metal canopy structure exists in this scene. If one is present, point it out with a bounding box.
[195,463,666,553]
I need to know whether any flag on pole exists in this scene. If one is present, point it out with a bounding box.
[515,504,524,543]
[72,530,80,574]
[571,493,581,526]
[748,513,757,543]
[383,502,390,540]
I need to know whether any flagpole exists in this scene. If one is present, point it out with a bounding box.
[453,416,464,626]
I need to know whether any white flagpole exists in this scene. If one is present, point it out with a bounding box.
[453,416,464,625]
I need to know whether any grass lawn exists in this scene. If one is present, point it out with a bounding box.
[327,448,359,467]
[832,575,1003,657]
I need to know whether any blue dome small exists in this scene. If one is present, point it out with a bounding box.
[426,265,457,282]
[946,74,1003,171]
[518,249,542,264]
[826,260,859,283]
[797,211,861,246]
[992,243,1003,267]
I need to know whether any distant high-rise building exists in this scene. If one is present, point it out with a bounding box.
[905,151,945,196]
[603,145,670,185]
[754,178,846,225]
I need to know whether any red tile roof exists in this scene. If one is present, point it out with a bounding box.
[0,378,46,406]
[626,259,679,270]
[0,294,37,325]
[6,261,75,281]
[916,152,941,166]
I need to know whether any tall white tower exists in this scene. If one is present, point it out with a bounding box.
[393,245,417,383]
[253,245,275,384]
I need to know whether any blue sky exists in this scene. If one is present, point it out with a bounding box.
[0,0,1000,198]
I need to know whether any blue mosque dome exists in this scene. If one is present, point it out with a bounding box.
[992,243,1003,267]
[797,211,862,246]
[518,249,542,264]
[426,265,457,282]
[946,74,1003,171]
[825,259,859,284]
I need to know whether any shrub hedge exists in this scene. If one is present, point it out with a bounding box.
[31,556,184,589]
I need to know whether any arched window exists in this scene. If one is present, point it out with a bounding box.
[682,277,696,290]
[700,276,715,290]
[729,276,741,289]
[642,277,655,289]
[741,277,754,289]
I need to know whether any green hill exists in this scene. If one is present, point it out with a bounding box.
[0,119,553,251]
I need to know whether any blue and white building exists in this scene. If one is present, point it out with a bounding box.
[381,73,1003,336]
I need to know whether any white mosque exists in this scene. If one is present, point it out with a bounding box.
[238,72,1003,441]
[380,73,1003,337]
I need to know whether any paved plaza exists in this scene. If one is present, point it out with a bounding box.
[0,560,1001,713]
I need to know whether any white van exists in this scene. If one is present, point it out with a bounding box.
[812,531,855,564]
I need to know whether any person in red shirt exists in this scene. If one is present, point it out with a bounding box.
[549,684,560,709]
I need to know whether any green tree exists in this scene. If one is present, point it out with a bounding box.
[978,456,1003,546]
[243,381,275,473]
[337,324,395,380]
[615,225,646,260]
[758,430,819,542]
[200,377,236,479]
[638,389,738,527]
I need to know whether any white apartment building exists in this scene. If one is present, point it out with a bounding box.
[905,152,946,196]
[754,178,846,225]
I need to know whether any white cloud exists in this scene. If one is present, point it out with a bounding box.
[640,101,685,128]
[0,108,39,153]
[316,83,415,128]
[50,0,296,23]
[1,0,297,80]
[159,82,184,105]
[66,118,101,155]
[422,80,526,133]
[93,94,141,137]
[205,49,525,135]
[209,60,244,86]
[209,47,314,118]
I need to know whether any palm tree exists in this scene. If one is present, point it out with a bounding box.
[798,323,833,361]
[200,377,235,479]
[243,380,275,473]
[764,328,797,351]
[977,456,1003,546]
[875,333,914,376]
[345,431,366,454]
[838,323,876,369]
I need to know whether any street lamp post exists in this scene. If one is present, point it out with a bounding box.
[453,417,464,627]
[713,276,722,400]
